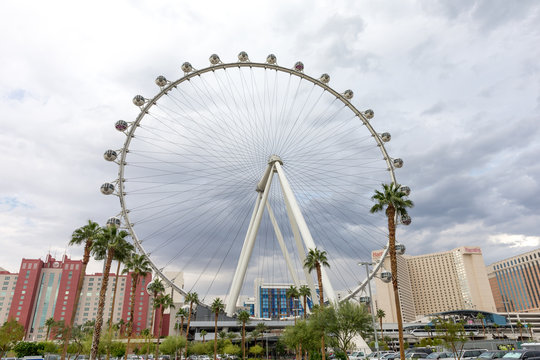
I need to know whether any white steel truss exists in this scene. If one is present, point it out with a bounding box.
[225,155,336,315]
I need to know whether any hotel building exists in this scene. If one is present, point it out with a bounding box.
[0,254,152,340]
[487,248,540,312]
[373,246,496,323]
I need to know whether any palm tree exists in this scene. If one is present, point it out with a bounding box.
[155,294,175,360]
[184,292,199,355]
[45,317,55,340]
[255,322,268,348]
[148,278,166,335]
[140,328,151,360]
[211,298,225,360]
[476,313,486,336]
[493,323,500,338]
[298,285,310,320]
[106,238,135,360]
[200,329,207,343]
[286,286,300,324]
[237,311,251,360]
[376,309,386,340]
[527,323,534,338]
[303,247,330,360]
[62,220,103,360]
[176,308,188,336]
[517,321,524,339]
[123,252,152,357]
[89,226,132,360]
[370,182,413,360]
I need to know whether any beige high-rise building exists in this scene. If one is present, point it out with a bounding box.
[373,246,496,323]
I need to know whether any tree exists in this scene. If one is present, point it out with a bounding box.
[89,225,133,360]
[62,220,103,360]
[0,320,25,359]
[237,311,251,360]
[148,278,166,334]
[106,238,135,360]
[376,309,386,340]
[44,317,56,340]
[155,294,176,359]
[13,341,45,357]
[176,308,188,336]
[527,323,533,338]
[434,317,468,360]
[211,298,225,360]
[298,285,311,320]
[286,286,300,324]
[281,320,321,360]
[184,292,199,355]
[516,321,524,339]
[476,313,486,336]
[123,252,152,357]
[370,182,413,360]
[159,335,187,360]
[140,329,152,360]
[315,301,372,359]
[200,330,207,343]
[492,324,500,338]
[303,247,330,360]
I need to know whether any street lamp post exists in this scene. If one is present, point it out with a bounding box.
[359,262,380,359]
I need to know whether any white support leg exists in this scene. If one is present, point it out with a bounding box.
[274,162,336,304]
[283,191,318,304]
[225,163,275,316]
[226,192,262,313]
[266,202,301,288]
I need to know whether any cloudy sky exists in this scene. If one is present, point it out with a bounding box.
[1,0,539,298]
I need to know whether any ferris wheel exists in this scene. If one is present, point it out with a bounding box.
[101,52,411,315]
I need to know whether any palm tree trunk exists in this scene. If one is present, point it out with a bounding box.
[62,241,92,360]
[379,317,384,340]
[155,307,164,360]
[242,321,246,360]
[387,206,405,360]
[126,274,140,357]
[149,292,158,336]
[184,303,193,356]
[303,296,307,320]
[90,250,114,360]
[316,264,325,360]
[106,261,122,360]
[214,313,218,360]
[180,318,184,336]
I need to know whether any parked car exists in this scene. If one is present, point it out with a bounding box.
[477,351,507,359]
[406,348,434,355]
[427,352,454,359]
[405,353,429,359]
[349,351,367,360]
[502,350,540,359]
[441,350,486,360]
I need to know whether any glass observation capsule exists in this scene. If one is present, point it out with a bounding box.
[319,73,330,84]
[266,54,277,64]
[103,150,118,161]
[359,296,371,304]
[106,217,121,228]
[181,62,193,73]
[133,95,145,106]
[155,75,167,87]
[364,109,374,119]
[343,89,354,100]
[393,158,404,168]
[238,51,249,62]
[380,270,392,283]
[401,214,412,225]
[401,186,411,196]
[209,54,220,65]
[100,183,115,195]
[395,243,406,255]
[294,61,304,72]
[381,132,391,142]
[115,120,128,132]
